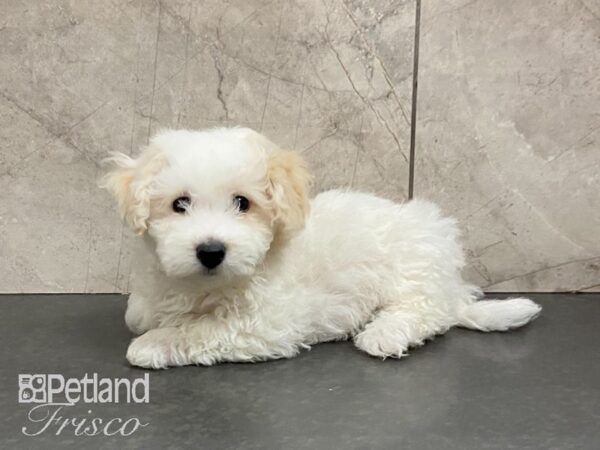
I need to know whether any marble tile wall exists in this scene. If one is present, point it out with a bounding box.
[415,0,600,292]
[0,0,414,292]
[0,0,597,292]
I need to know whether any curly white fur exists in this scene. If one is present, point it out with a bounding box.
[102,127,541,369]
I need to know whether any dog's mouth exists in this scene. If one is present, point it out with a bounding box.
[203,267,220,277]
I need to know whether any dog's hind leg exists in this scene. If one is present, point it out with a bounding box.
[353,307,452,359]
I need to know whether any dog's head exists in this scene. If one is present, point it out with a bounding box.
[102,128,310,282]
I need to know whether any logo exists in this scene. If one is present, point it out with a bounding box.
[18,373,150,437]
[18,374,47,403]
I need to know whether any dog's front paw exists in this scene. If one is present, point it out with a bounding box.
[126,328,187,369]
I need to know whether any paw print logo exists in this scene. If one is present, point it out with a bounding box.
[18,374,46,403]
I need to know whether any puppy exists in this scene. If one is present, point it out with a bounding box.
[103,127,541,369]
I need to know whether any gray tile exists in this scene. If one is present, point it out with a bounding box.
[415,0,600,292]
[0,293,598,448]
[0,0,414,293]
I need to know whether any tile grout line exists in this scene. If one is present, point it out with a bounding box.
[146,0,163,142]
[408,0,421,200]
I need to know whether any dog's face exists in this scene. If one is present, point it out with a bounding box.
[103,128,310,283]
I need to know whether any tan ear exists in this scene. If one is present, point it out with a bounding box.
[267,150,311,238]
[101,146,166,234]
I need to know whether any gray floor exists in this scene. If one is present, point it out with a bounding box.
[0,294,598,449]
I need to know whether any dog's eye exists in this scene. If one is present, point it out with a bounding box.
[172,196,191,213]
[233,195,250,213]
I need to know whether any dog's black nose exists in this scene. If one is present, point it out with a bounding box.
[196,241,226,269]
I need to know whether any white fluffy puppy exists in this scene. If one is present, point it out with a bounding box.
[103,127,541,369]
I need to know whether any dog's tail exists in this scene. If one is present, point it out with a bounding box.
[456,298,541,332]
